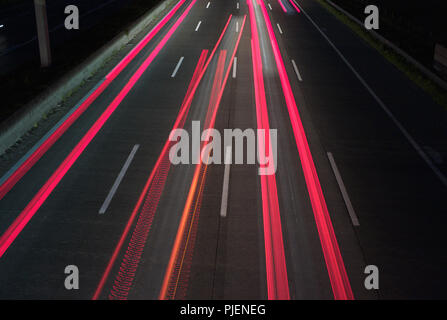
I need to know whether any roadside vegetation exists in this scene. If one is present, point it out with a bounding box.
[0,0,159,123]
[315,0,447,109]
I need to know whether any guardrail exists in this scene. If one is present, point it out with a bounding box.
[325,0,447,91]
[0,0,177,155]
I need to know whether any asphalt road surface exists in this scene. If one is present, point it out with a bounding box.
[0,0,445,299]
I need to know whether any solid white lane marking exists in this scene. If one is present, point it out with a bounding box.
[195,20,202,31]
[171,56,184,77]
[233,57,238,78]
[206,1,210,8]
[268,3,273,10]
[99,145,140,214]
[237,2,239,9]
[236,21,239,32]
[291,59,303,81]
[295,1,447,187]
[327,152,360,226]
[220,146,232,218]
[277,23,283,34]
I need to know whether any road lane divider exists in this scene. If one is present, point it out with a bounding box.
[291,59,303,81]
[255,0,354,299]
[278,0,287,13]
[94,15,235,300]
[276,23,283,34]
[0,0,199,260]
[195,20,202,32]
[171,56,185,77]
[233,57,238,79]
[0,0,189,201]
[289,0,300,13]
[220,146,232,218]
[327,152,360,227]
[99,144,140,214]
[206,1,211,9]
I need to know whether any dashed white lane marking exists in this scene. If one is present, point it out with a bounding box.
[171,56,185,77]
[206,1,210,8]
[99,145,140,214]
[195,20,202,31]
[236,21,239,32]
[233,57,238,78]
[291,59,303,81]
[327,152,360,227]
[277,23,283,34]
[295,1,447,187]
[220,146,232,218]
[237,2,239,9]
[268,3,273,10]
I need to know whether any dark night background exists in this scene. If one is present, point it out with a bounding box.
[333,0,447,66]
[0,0,445,121]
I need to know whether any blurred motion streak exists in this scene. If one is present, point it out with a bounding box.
[0,0,189,201]
[248,0,290,300]
[256,0,353,299]
[107,50,208,300]
[0,0,198,259]
[278,0,287,13]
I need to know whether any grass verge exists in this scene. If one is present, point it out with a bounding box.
[315,0,447,109]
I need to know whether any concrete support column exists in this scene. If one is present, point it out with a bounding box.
[33,0,51,67]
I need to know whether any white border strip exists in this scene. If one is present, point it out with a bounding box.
[99,144,140,214]
[291,59,303,81]
[171,56,185,77]
[195,20,202,31]
[233,57,238,79]
[220,146,232,218]
[327,152,360,226]
[277,23,283,34]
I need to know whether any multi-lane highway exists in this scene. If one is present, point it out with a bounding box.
[0,0,445,299]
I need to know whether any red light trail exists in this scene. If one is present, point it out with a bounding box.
[288,0,301,13]
[255,0,353,299]
[0,0,188,201]
[0,0,198,260]
[248,0,290,300]
[94,15,235,300]
[278,0,287,13]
